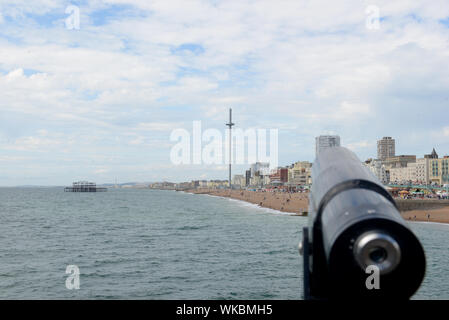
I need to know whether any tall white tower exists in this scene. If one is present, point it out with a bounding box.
[226,108,235,188]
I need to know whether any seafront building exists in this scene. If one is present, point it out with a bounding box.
[241,160,312,189]
[206,180,229,189]
[364,159,389,185]
[368,140,440,186]
[262,174,270,186]
[199,180,208,188]
[244,162,272,188]
[178,181,195,189]
[149,181,176,189]
[429,156,449,185]
[287,161,312,186]
[386,149,447,185]
[232,174,246,188]
[250,173,263,187]
[245,170,251,187]
[315,135,340,156]
[269,167,289,186]
[377,137,395,160]
[389,165,417,184]
[425,148,439,159]
[415,158,430,184]
[389,159,430,185]
[250,162,270,176]
[383,155,416,169]
[155,138,447,190]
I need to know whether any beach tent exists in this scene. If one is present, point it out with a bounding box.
[399,190,409,199]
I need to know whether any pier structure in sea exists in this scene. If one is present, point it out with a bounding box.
[64,181,107,192]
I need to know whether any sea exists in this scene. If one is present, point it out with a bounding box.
[0,188,448,299]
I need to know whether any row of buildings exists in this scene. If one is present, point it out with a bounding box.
[364,137,449,186]
[229,136,343,189]
[149,161,314,191]
[152,135,339,190]
[233,135,449,188]
[152,135,448,190]
[230,160,313,189]
[149,180,230,190]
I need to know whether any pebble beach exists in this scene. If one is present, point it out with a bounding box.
[186,188,449,223]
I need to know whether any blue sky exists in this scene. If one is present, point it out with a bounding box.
[1,1,449,185]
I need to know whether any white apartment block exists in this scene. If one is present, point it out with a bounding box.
[415,158,430,184]
[389,158,430,184]
[365,159,389,184]
[389,166,411,184]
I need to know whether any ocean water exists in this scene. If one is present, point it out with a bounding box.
[0,188,448,299]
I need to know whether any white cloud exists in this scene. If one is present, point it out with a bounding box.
[94,167,110,174]
[346,140,375,151]
[442,127,449,137]
[1,0,449,184]
[337,101,371,119]
[0,156,28,161]
[136,122,184,132]
[7,136,62,151]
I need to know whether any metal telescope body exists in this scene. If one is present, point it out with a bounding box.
[301,147,425,300]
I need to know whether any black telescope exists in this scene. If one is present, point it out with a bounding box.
[300,147,425,299]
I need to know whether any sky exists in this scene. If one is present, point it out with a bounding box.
[1,0,449,186]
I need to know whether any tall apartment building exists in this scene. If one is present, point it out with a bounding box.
[315,135,340,157]
[377,137,395,160]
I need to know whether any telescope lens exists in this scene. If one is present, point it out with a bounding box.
[369,247,387,264]
[353,231,401,275]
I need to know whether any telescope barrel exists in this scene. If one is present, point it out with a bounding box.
[303,147,425,299]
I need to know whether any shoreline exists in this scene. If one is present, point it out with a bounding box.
[401,208,449,224]
[183,188,449,224]
[205,192,299,216]
[186,189,308,216]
